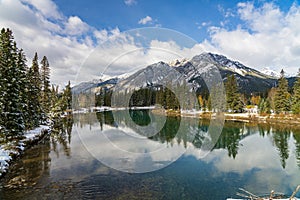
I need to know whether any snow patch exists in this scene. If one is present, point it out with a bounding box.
[261,67,281,78]
[0,125,50,177]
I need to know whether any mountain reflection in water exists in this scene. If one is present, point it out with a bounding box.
[0,110,299,200]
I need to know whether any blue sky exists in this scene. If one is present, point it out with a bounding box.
[52,0,296,41]
[0,0,299,86]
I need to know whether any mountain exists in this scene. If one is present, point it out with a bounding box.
[72,52,296,96]
[261,67,281,78]
[170,52,278,95]
[72,78,118,94]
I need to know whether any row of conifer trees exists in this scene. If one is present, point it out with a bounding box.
[0,28,71,142]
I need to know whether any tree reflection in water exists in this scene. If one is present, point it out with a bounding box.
[273,127,290,169]
[294,129,300,168]
[75,110,300,169]
[0,136,51,199]
[51,115,74,158]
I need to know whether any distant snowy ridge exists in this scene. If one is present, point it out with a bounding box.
[72,52,297,95]
[261,67,281,78]
[261,67,294,78]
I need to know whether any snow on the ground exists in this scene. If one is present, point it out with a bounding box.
[0,125,50,177]
[73,106,157,113]
[0,147,10,176]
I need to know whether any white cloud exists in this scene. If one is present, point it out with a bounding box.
[0,0,95,87]
[205,2,300,75]
[2,0,300,88]
[138,16,152,25]
[124,0,137,6]
[64,16,89,35]
[21,0,62,19]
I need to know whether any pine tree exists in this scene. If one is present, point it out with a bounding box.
[292,69,300,114]
[258,98,271,114]
[61,81,72,111]
[40,56,51,121]
[16,49,30,129]
[225,75,243,112]
[27,52,42,128]
[274,69,291,113]
[0,28,25,139]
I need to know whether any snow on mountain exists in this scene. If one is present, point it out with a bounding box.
[98,74,113,82]
[261,67,294,78]
[72,52,297,95]
[261,67,281,78]
[167,52,278,94]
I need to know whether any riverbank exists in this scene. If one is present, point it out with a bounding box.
[151,109,300,126]
[0,125,50,177]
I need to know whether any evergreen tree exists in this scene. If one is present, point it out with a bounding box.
[258,98,271,114]
[0,28,25,139]
[27,52,42,128]
[274,70,291,113]
[61,81,72,111]
[225,75,243,112]
[40,56,51,121]
[50,84,59,111]
[16,49,30,129]
[292,69,300,114]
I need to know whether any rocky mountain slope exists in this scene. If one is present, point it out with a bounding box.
[72,52,295,96]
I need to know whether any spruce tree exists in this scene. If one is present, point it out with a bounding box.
[16,49,30,129]
[61,81,72,111]
[292,69,300,114]
[225,74,243,112]
[0,28,25,139]
[274,70,291,113]
[27,52,42,128]
[40,56,51,121]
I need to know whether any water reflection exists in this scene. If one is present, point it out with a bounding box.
[294,130,300,168]
[75,110,300,170]
[0,111,300,199]
[0,136,51,199]
[51,116,73,158]
[75,111,300,197]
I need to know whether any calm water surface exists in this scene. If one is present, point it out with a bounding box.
[0,110,300,200]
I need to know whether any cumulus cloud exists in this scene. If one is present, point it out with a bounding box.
[0,0,95,87]
[206,2,300,74]
[64,16,90,35]
[138,16,152,25]
[1,0,300,88]
[21,0,62,19]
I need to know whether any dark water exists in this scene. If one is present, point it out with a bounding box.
[0,110,300,200]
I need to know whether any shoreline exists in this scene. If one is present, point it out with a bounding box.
[151,109,300,127]
[0,125,50,177]
[74,106,300,127]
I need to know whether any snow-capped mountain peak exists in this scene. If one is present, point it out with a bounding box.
[261,67,294,78]
[196,52,266,78]
[261,67,281,78]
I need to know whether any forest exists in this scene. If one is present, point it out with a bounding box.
[0,28,72,143]
[89,69,300,114]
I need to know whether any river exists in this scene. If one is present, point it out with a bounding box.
[0,110,299,199]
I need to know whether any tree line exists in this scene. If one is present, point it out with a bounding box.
[246,70,300,114]
[197,71,300,114]
[0,28,72,142]
[91,69,300,114]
